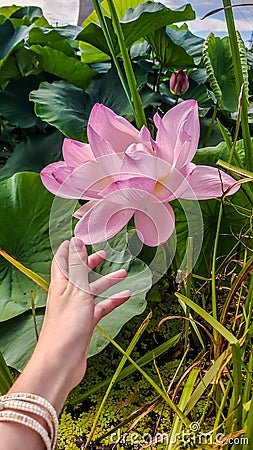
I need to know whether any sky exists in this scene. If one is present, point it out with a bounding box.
[0,0,252,45]
[164,0,253,44]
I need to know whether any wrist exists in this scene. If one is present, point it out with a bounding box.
[9,349,72,415]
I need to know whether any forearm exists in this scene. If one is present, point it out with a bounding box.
[0,350,71,450]
[0,422,44,450]
[8,348,72,415]
[0,239,129,450]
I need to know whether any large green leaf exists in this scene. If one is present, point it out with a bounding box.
[14,47,42,77]
[182,81,212,110]
[0,172,69,322]
[82,0,145,27]
[28,26,79,57]
[0,131,64,182]
[10,6,43,22]
[30,45,96,89]
[173,141,251,276]
[8,6,48,28]
[121,2,195,48]
[0,214,151,370]
[29,62,158,139]
[79,42,110,64]
[30,64,141,139]
[79,20,116,62]
[199,118,224,147]
[30,81,92,141]
[79,2,195,61]
[160,78,212,112]
[0,53,20,88]
[0,312,45,371]
[165,28,204,66]
[29,25,87,44]
[193,140,230,167]
[0,6,20,25]
[147,26,203,68]
[0,76,46,128]
[147,28,193,68]
[0,20,32,60]
[195,137,246,166]
[203,33,248,112]
[0,6,20,19]
[86,64,132,113]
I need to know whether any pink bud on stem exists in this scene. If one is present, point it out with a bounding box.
[170,70,189,96]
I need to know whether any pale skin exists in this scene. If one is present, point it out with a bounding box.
[0,237,131,449]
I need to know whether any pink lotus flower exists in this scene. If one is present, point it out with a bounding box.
[41,100,239,247]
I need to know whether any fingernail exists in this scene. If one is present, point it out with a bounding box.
[72,237,84,250]
[117,269,127,275]
[96,250,106,259]
[113,290,131,299]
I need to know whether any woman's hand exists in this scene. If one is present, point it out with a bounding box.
[9,238,131,413]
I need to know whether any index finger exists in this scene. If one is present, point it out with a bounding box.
[50,240,70,294]
[68,237,89,292]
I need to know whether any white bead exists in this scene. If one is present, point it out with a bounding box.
[0,393,59,449]
[0,410,52,450]
[1,399,54,440]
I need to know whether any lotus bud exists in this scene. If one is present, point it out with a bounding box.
[170,70,189,96]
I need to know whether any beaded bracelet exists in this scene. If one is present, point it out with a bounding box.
[0,398,54,440]
[0,393,58,449]
[0,410,52,450]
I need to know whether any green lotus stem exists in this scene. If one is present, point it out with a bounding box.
[211,201,223,354]
[223,0,253,171]
[106,0,147,129]
[231,343,243,437]
[203,103,218,148]
[91,0,132,110]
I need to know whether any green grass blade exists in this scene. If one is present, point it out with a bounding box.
[176,293,238,345]
[0,351,13,394]
[243,352,253,421]
[0,249,49,291]
[84,312,153,449]
[96,324,190,425]
[243,395,253,449]
[167,368,200,449]
[70,332,181,405]
[217,160,253,179]
[185,350,229,414]
[231,343,243,438]
[220,255,253,325]
[180,299,205,349]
